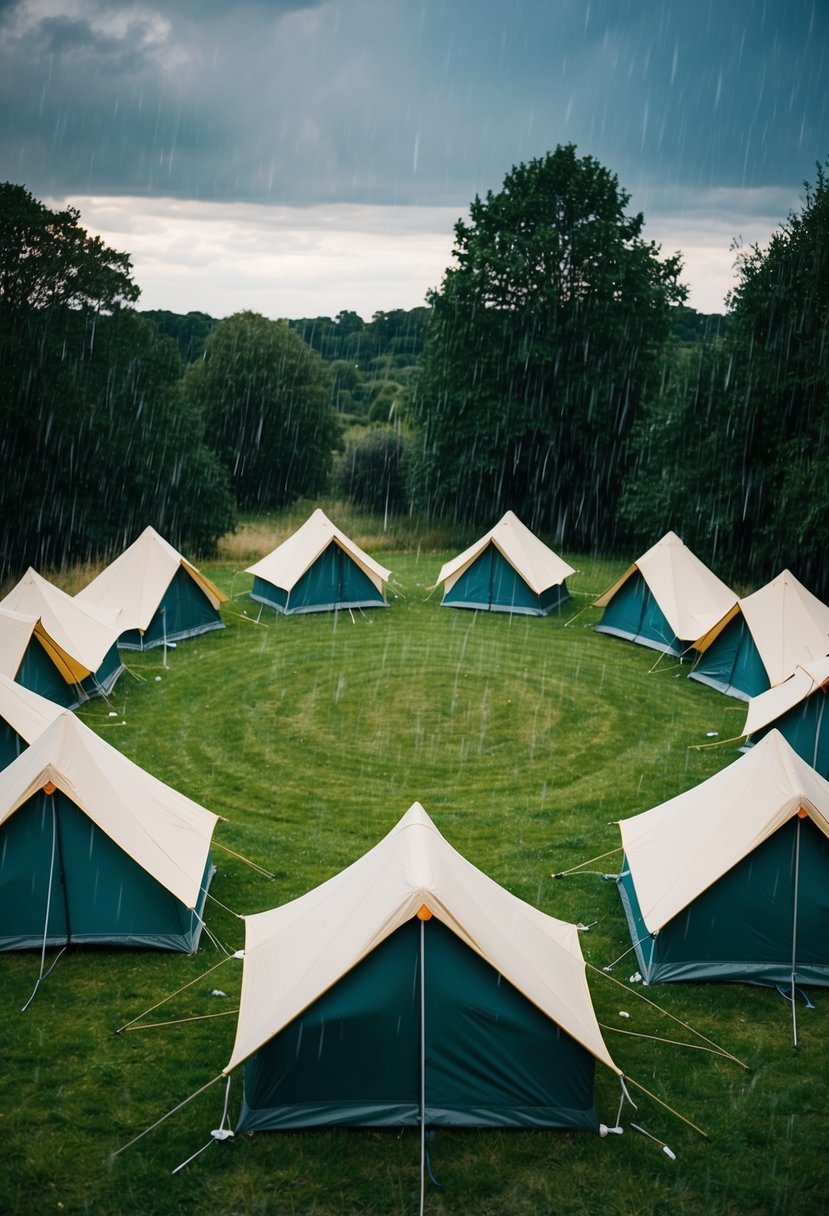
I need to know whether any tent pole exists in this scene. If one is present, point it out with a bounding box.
[162,606,168,670]
[418,918,426,1216]
[21,798,60,1011]
[813,698,825,770]
[790,816,802,1050]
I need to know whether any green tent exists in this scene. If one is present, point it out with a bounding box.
[742,657,829,779]
[594,532,736,657]
[435,512,574,616]
[0,712,219,953]
[690,570,829,701]
[246,509,391,615]
[0,572,123,707]
[617,730,829,988]
[76,526,227,650]
[239,915,596,1132]
[224,804,620,1139]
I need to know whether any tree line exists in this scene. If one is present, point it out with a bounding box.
[1,147,827,596]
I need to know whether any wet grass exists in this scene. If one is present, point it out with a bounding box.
[1,521,826,1215]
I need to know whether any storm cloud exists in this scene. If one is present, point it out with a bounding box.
[1,0,825,315]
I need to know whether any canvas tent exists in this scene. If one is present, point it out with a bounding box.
[223,803,620,1138]
[76,526,228,650]
[246,509,391,615]
[434,511,575,615]
[0,570,123,707]
[0,711,218,952]
[689,570,829,701]
[617,730,829,988]
[0,671,64,771]
[742,657,829,778]
[593,532,736,657]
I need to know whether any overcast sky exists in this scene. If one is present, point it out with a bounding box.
[1,0,826,319]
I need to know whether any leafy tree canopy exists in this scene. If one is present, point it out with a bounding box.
[0,185,233,579]
[0,182,139,318]
[620,157,829,597]
[185,311,337,510]
[409,144,685,550]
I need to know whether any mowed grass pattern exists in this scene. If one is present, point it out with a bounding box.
[1,533,827,1215]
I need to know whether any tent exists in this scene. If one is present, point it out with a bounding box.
[617,730,829,988]
[0,571,123,707]
[434,511,574,615]
[0,670,64,771]
[593,532,736,656]
[689,570,829,701]
[76,526,228,650]
[246,509,391,615]
[225,803,620,1136]
[0,711,218,952]
[742,656,829,778]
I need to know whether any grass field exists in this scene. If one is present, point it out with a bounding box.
[1,506,827,1215]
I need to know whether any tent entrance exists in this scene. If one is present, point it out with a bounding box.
[594,572,681,654]
[689,615,768,700]
[0,789,211,952]
[618,816,829,988]
[237,916,597,1133]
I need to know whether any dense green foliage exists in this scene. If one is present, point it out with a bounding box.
[410,145,685,550]
[290,306,430,367]
[0,184,234,577]
[141,309,217,363]
[1,524,826,1215]
[183,311,336,510]
[333,425,412,514]
[621,159,829,597]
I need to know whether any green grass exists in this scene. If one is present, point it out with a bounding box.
[1,520,827,1215]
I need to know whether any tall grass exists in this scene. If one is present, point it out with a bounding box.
[0,515,826,1215]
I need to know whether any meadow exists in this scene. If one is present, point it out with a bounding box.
[1,505,827,1215]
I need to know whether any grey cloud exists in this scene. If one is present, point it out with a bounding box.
[0,0,826,214]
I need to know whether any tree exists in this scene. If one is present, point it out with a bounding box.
[185,311,337,509]
[334,426,411,515]
[409,145,685,549]
[0,182,139,317]
[620,159,829,597]
[719,161,829,593]
[0,185,234,578]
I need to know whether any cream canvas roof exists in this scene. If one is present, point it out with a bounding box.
[594,531,736,644]
[743,656,829,738]
[0,569,121,679]
[0,608,45,681]
[619,730,829,934]
[245,508,391,594]
[0,670,64,745]
[435,511,574,595]
[0,711,219,908]
[696,570,829,687]
[76,525,227,632]
[224,802,618,1076]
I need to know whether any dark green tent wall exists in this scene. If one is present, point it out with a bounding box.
[593,571,682,655]
[238,916,597,1134]
[689,615,769,700]
[442,546,569,616]
[14,636,123,709]
[117,566,225,649]
[748,692,829,779]
[0,788,213,952]
[617,815,829,987]
[0,718,27,771]
[251,543,386,615]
